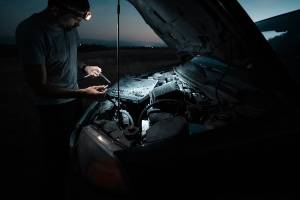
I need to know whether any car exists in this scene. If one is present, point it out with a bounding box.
[70,0,299,196]
[256,9,300,86]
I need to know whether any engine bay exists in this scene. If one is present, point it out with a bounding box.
[87,60,271,148]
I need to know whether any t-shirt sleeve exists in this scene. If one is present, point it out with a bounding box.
[16,25,46,66]
[75,28,81,47]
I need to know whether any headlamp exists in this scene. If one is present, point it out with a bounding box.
[83,11,92,21]
[66,7,92,21]
[56,3,92,21]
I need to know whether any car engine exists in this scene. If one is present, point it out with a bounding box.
[81,60,271,149]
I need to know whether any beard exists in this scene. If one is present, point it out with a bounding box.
[64,26,74,31]
[64,23,79,31]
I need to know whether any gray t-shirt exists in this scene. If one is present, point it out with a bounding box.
[16,13,80,105]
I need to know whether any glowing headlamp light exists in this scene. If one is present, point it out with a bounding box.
[83,11,92,21]
[70,9,92,21]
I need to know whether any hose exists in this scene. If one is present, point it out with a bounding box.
[137,99,182,130]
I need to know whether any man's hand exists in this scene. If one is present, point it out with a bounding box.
[84,66,102,77]
[80,85,108,98]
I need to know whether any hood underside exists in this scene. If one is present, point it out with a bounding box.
[128,0,256,66]
[128,0,292,92]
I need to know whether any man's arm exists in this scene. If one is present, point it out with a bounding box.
[78,59,102,77]
[78,60,87,71]
[24,64,107,98]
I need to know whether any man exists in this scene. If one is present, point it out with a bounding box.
[15,0,105,198]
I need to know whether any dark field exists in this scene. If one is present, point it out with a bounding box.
[0,48,179,199]
[78,48,180,88]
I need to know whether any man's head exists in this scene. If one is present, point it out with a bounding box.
[48,0,91,30]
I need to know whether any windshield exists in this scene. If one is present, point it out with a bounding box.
[238,0,300,84]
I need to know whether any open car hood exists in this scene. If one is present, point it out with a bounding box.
[128,0,292,92]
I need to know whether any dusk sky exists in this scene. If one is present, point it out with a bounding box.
[0,0,299,46]
[238,0,300,21]
[0,0,164,46]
